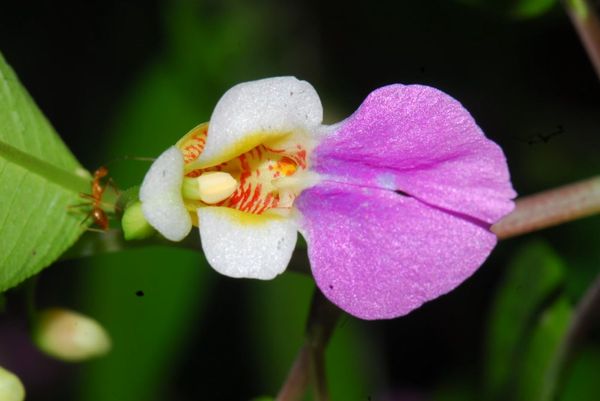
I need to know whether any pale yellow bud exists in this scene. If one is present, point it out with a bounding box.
[182,172,238,204]
[0,366,25,401]
[34,308,111,362]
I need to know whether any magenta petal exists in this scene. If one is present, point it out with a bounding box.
[313,84,516,224]
[296,182,497,320]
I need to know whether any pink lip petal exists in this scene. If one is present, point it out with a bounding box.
[313,84,516,225]
[297,182,497,320]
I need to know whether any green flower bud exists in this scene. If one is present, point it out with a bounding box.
[34,308,111,362]
[122,200,155,240]
[0,366,25,401]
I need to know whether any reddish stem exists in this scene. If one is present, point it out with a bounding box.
[563,0,600,80]
[276,290,341,401]
[492,175,600,239]
[275,345,311,401]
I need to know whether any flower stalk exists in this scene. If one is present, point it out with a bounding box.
[563,0,600,80]
[491,175,600,239]
[276,289,341,401]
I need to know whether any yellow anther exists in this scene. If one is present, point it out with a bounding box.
[183,172,238,204]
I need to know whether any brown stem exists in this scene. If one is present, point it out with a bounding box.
[563,0,600,80]
[561,272,600,356]
[544,271,600,400]
[275,289,341,401]
[491,175,600,240]
[275,345,311,401]
[310,344,329,401]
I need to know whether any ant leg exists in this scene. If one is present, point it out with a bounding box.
[106,178,121,196]
[85,227,108,233]
[78,212,106,233]
[80,211,92,226]
[104,178,123,213]
[67,203,91,210]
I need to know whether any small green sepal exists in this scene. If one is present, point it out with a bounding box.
[122,201,156,240]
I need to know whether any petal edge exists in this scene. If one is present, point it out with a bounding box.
[297,182,497,320]
[198,207,297,280]
[140,146,192,241]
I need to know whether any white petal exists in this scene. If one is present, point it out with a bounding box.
[198,207,297,280]
[140,146,192,241]
[195,76,323,167]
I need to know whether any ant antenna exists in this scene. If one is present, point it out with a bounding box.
[103,155,156,166]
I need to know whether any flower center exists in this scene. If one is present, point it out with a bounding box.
[177,123,313,218]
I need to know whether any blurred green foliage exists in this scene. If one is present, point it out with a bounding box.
[515,297,571,401]
[560,346,600,401]
[0,0,599,400]
[484,240,600,401]
[485,240,566,399]
[457,0,558,18]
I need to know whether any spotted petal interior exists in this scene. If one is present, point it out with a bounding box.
[178,123,309,218]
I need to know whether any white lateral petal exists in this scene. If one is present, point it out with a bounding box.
[198,207,297,280]
[196,77,323,167]
[140,146,192,241]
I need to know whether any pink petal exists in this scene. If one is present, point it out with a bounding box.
[296,182,497,320]
[313,84,516,224]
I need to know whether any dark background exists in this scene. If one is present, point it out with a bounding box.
[0,1,599,400]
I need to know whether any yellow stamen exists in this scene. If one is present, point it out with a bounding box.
[183,172,238,204]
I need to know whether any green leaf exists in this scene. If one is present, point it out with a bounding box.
[515,297,572,401]
[248,273,313,393]
[485,240,566,399]
[456,0,558,18]
[431,377,477,401]
[512,0,557,18]
[326,318,378,401]
[0,51,89,292]
[559,346,600,401]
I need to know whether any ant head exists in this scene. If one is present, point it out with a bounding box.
[95,166,109,179]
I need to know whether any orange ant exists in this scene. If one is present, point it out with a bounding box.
[70,166,119,232]
[70,156,155,231]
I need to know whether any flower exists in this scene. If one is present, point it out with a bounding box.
[138,77,515,320]
[34,308,112,362]
[0,366,25,401]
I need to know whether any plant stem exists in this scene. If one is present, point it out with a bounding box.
[276,345,311,401]
[563,0,600,80]
[491,175,600,239]
[310,344,329,401]
[545,271,600,400]
[276,289,342,401]
[63,176,600,260]
[23,276,39,330]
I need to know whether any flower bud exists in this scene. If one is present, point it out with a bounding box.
[34,308,111,362]
[0,366,25,401]
[122,200,155,240]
